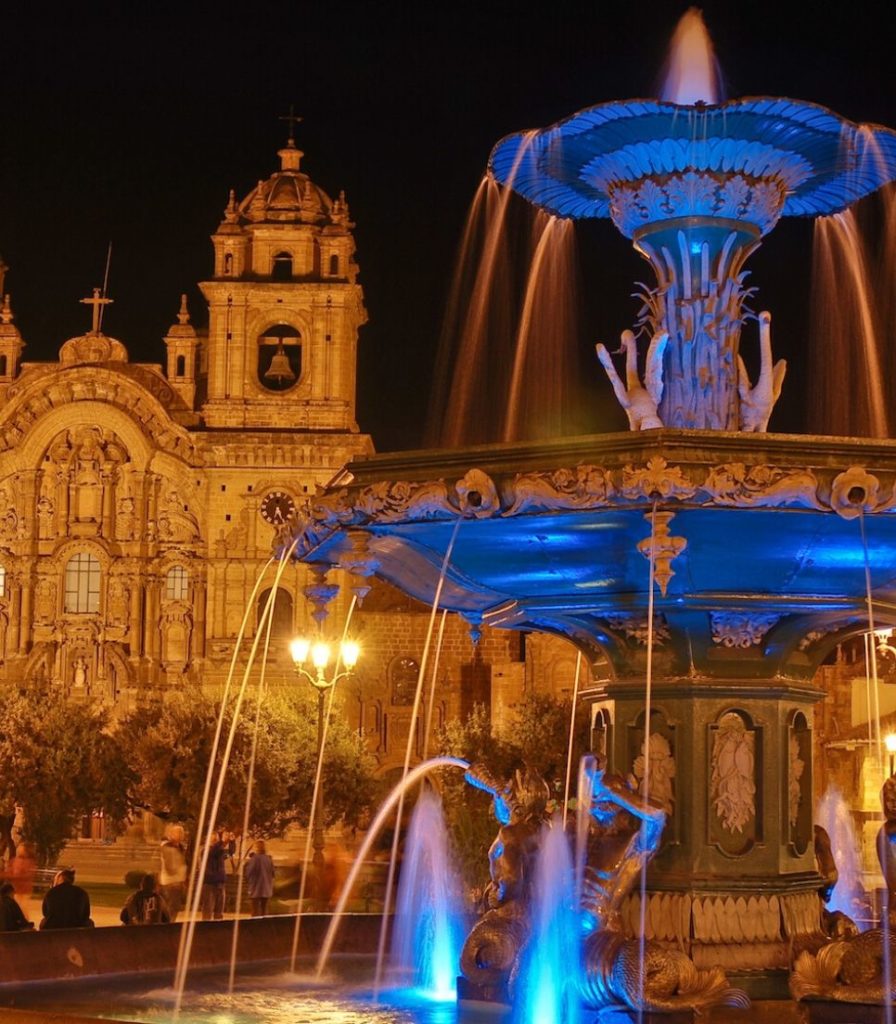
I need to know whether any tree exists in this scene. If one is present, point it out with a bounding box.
[120,684,377,838]
[436,692,590,891]
[0,688,132,866]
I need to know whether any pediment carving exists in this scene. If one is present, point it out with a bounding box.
[0,370,201,464]
[59,333,129,366]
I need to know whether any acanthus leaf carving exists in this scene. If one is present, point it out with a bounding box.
[620,457,697,501]
[702,463,823,509]
[505,464,613,516]
[602,611,669,647]
[355,479,455,523]
[711,612,781,648]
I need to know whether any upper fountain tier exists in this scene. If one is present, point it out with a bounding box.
[489,97,896,239]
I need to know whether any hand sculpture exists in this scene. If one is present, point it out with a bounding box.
[596,329,668,431]
[736,311,786,432]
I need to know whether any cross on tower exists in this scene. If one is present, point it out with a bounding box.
[278,104,303,145]
[80,287,113,334]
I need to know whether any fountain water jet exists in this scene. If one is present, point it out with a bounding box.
[659,7,722,106]
[513,818,581,1024]
[388,787,465,1001]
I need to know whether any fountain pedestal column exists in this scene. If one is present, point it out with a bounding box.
[593,673,823,982]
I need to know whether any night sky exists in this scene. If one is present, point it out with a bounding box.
[1,2,894,451]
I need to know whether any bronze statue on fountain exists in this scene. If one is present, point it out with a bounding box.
[459,757,749,1016]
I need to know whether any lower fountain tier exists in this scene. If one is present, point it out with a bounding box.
[296,429,896,683]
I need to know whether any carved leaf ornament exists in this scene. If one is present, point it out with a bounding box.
[292,460,896,555]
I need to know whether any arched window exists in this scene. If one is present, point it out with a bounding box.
[328,254,340,276]
[257,587,293,640]
[271,251,293,281]
[224,252,233,275]
[257,324,302,392]
[0,564,6,597]
[0,355,7,376]
[166,565,189,601]
[175,355,186,377]
[390,656,419,706]
[64,553,101,613]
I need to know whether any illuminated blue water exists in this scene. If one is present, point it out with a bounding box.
[389,788,466,1000]
[1,961,464,1024]
[513,818,581,1024]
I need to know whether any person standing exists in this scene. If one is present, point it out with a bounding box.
[200,830,233,921]
[244,840,275,917]
[40,868,92,929]
[159,824,188,921]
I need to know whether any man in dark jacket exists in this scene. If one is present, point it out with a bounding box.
[120,873,171,925]
[200,830,235,921]
[40,868,92,929]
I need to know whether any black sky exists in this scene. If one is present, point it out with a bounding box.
[1,1,894,450]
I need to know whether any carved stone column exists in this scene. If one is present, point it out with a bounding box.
[129,577,143,657]
[56,470,69,537]
[144,575,160,662]
[101,471,115,538]
[19,574,33,652]
[10,578,22,654]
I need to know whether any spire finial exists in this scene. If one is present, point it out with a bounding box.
[177,294,190,325]
[0,294,12,325]
[79,287,113,334]
[278,104,303,147]
[224,188,238,223]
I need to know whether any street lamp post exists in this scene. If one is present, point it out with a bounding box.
[289,635,360,869]
[885,733,896,779]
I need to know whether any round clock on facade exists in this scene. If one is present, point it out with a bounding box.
[259,490,296,525]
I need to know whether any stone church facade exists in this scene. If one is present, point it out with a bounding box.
[0,135,583,774]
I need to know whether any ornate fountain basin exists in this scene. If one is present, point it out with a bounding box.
[293,430,896,984]
[296,430,896,682]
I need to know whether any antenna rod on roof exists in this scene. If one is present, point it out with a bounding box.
[99,242,113,333]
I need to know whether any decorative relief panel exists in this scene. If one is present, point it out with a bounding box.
[628,708,677,839]
[710,612,781,648]
[787,710,812,856]
[601,612,669,647]
[709,710,759,855]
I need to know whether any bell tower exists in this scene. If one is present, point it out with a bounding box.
[0,293,24,397]
[199,126,366,431]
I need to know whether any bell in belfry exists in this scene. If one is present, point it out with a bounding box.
[264,342,296,384]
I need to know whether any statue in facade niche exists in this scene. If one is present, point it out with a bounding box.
[107,580,129,628]
[595,330,669,430]
[72,657,88,690]
[115,496,136,541]
[459,757,748,1014]
[36,495,55,537]
[34,578,55,623]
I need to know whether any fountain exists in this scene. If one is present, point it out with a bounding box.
[291,6,896,1017]
[8,9,896,1024]
[388,787,466,1000]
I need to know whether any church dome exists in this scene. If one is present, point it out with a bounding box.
[238,141,333,225]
